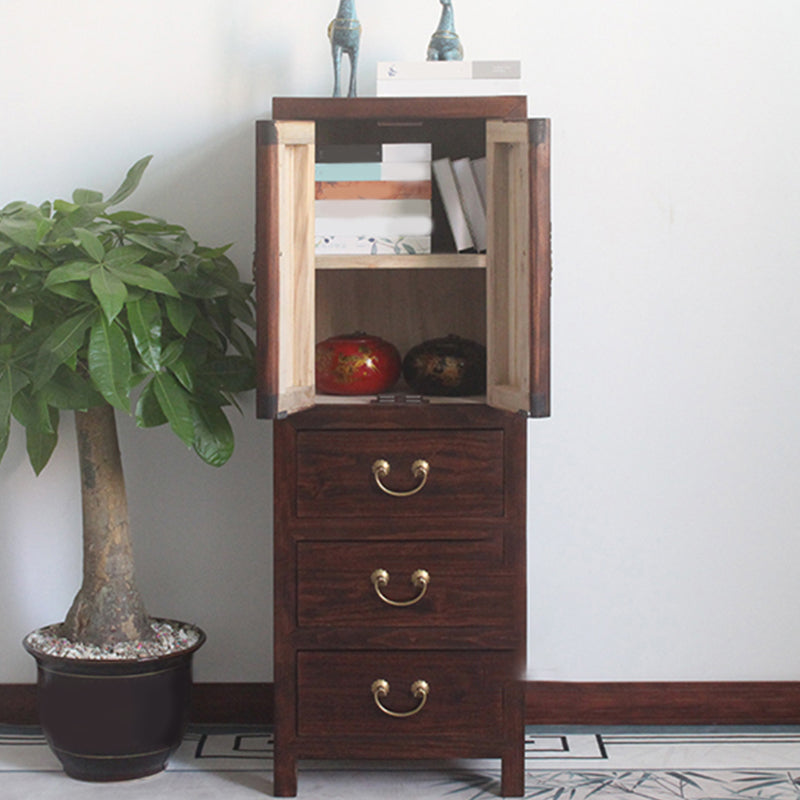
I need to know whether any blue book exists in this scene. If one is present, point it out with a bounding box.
[315,163,382,182]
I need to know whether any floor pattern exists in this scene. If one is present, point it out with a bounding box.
[1,726,800,799]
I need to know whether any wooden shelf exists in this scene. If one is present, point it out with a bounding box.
[316,253,487,270]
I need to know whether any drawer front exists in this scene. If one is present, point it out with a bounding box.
[295,429,505,518]
[297,651,509,737]
[297,541,516,629]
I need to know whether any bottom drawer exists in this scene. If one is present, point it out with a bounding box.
[297,651,512,738]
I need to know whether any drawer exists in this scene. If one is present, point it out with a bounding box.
[297,651,510,737]
[297,541,516,629]
[295,429,505,518]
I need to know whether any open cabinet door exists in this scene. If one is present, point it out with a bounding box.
[485,119,551,417]
[255,120,316,419]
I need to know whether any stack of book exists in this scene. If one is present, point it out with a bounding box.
[315,143,433,255]
[376,60,521,97]
[432,155,487,252]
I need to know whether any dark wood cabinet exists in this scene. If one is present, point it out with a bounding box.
[255,97,550,797]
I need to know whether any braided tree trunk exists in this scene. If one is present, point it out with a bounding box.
[60,404,154,646]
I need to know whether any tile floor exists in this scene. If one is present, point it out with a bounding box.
[2,726,800,799]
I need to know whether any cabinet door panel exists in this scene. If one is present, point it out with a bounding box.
[295,429,505,517]
[297,651,508,737]
[485,119,551,417]
[255,120,316,418]
[297,540,515,629]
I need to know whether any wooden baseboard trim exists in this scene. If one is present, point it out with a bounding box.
[4,681,800,727]
[526,681,800,725]
[0,685,37,726]
[190,682,274,725]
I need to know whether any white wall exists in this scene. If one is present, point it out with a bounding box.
[1,0,799,684]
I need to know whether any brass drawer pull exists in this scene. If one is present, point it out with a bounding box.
[370,568,430,607]
[371,458,430,497]
[371,679,430,718]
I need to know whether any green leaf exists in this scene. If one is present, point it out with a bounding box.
[88,315,132,411]
[191,403,234,467]
[0,294,34,325]
[12,390,55,433]
[168,271,229,298]
[74,227,105,262]
[55,200,107,229]
[160,339,185,368]
[44,261,94,287]
[10,250,49,272]
[126,295,162,370]
[164,295,197,336]
[152,371,194,446]
[72,189,104,206]
[0,364,30,435]
[0,217,44,250]
[108,261,179,297]
[26,424,59,475]
[106,155,153,206]
[198,356,256,394]
[0,419,9,463]
[105,210,149,224]
[90,266,128,322]
[135,379,168,428]
[102,244,147,269]
[169,357,194,392]
[0,367,15,428]
[41,365,103,411]
[33,308,96,390]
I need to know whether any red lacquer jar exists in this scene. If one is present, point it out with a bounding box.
[315,332,401,395]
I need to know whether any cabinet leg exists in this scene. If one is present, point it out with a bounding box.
[501,751,525,797]
[500,679,525,797]
[273,750,297,797]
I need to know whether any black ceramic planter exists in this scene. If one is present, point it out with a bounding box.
[23,620,205,782]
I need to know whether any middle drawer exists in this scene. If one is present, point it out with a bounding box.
[296,540,516,629]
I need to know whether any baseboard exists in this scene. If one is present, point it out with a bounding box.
[0,683,273,727]
[526,681,800,725]
[0,685,37,726]
[4,681,800,727]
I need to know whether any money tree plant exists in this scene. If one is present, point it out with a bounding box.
[0,157,255,650]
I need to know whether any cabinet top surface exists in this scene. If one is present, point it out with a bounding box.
[271,95,527,122]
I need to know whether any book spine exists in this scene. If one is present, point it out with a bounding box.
[314,162,430,182]
[316,180,432,200]
[315,199,433,237]
[432,158,474,252]
[470,157,487,206]
[451,157,487,252]
[316,143,382,163]
[381,142,432,162]
[376,78,521,97]
[315,234,431,255]
[316,143,432,162]
[377,60,521,80]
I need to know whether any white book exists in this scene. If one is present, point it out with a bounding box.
[432,158,473,252]
[380,161,431,181]
[451,157,487,252]
[377,78,522,97]
[381,142,432,162]
[315,234,431,255]
[315,199,433,237]
[471,157,487,207]
[377,60,521,80]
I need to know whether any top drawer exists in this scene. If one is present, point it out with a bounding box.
[295,429,505,518]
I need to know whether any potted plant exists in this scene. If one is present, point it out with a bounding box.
[0,157,255,781]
